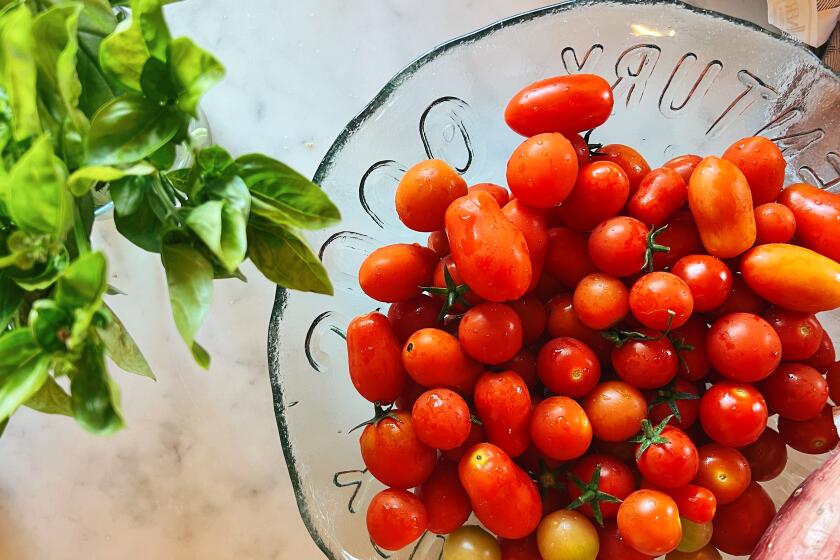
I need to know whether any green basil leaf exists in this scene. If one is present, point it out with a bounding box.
[29,300,73,353]
[0,329,49,422]
[86,94,184,165]
[139,56,176,103]
[247,220,333,295]
[68,162,156,196]
[97,304,155,379]
[0,275,22,327]
[7,247,69,291]
[25,376,72,416]
[98,16,148,91]
[236,154,340,230]
[186,176,250,272]
[32,4,89,132]
[133,0,170,61]
[165,166,194,194]
[110,175,164,252]
[148,140,176,169]
[161,243,212,368]
[7,136,73,237]
[55,250,107,309]
[61,115,86,170]
[1,5,39,140]
[70,342,124,434]
[168,36,224,117]
[196,146,234,180]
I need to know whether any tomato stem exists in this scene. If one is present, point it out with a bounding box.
[643,224,671,272]
[647,380,700,423]
[584,129,606,157]
[348,402,401,433]
[630,415,673,461]
[419,266,471,321]
[566,463,622,527]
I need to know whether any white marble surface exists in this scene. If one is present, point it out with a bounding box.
[0,1,773,559]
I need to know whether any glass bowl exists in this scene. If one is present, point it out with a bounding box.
[268,1,840,558]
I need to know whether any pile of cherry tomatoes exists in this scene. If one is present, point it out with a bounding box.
[347,73,840,560]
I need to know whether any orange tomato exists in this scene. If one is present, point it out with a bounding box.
[402,328,483,394]
[358,243,438,302]
[506,133,579,208]
[721,136,785,205]
[778,182,840,261]
[740,243,840,313]
[395,159,467,232]
[688,156,756,258]
[445,191,532,301]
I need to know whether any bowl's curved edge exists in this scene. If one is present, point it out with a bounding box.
[268,1,840,557]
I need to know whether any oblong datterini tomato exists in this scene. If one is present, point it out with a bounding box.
[445,191,532,301]
[740,243,840,313]
[663,154,702,184]
[504,74,614,137]
[459,443,542,539]
[347,312,407,403]
[474,370,532,457]
[360,410,437,488]
[359,243,438,302]
[592,144,651,194]
[778,182,840,262]
[502,198,549,292]
[688,156,756,258]
[628,167,688,227]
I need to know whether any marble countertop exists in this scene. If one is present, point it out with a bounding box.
[0,1,773,558]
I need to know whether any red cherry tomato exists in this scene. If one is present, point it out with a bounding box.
[567,132,592,168]
[568,454,636,522]
[611,332,679,389]
[706,313,781,382]
[499,533,541,560]
[360,410,437,488]
[500,349,539,390]
[778,405,840,454]
[573,273,630,329]
[592,144,651,195]
[688,156,757,258]
[347,312,408,403]
[588,216,655,277]
[583,381,647,442]
[507,133,579,208]
[559,161,630,231]
[508,295,547,345]
[545,293,612,364]
[503,198,549,291]
[597,521,654,560]
[721,136,785,205]
[778,182,840,261]
[803,330,836,373]
[469,182,510,207]
[628,167,688,226]
[739,427,787,482]
[629,271,694,330]
[617,489,682,556]
[446,191,532,301]
[704,274,768,322]
[442,422,486,463]
[692,443,751,506]
[418,460,471,535]
[699,382,768,448]
[411,388,472,450]
[761,362,828,421]
[427,229,451,256]
[402,328,483,393]
[459,443,542,539]
[754,202,796,244]
[367,488,428,551]
[504,74,614,137]
[670,317,711,381]
[396,159,468,232]
[647,378,702,431]
[459,303,524,365]
[387,295,443,342]
[711,481,776,556]
[636,424,699,489]
[545,227,598,288]
[359,243,438,302]
[537,337,601,397]
[671,255,733,312]
[653,211,704,270]
[762,308,823,361]
[530,396,592,461]
[663,154,702,184]
[828,361,840,404]
[474,371,532,457]
[662,483,717,525]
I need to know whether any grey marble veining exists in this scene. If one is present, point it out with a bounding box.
[0,1,771,558]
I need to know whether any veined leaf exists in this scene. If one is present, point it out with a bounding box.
[169,37,224,116]
[0,329,49,423]
[161,243,212,368]
[68,161,156,196]
[1,5,40,140]
[186,175,250,272]
[70,342,124,434]
[25,377,72,417]
[98,304,155,379]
